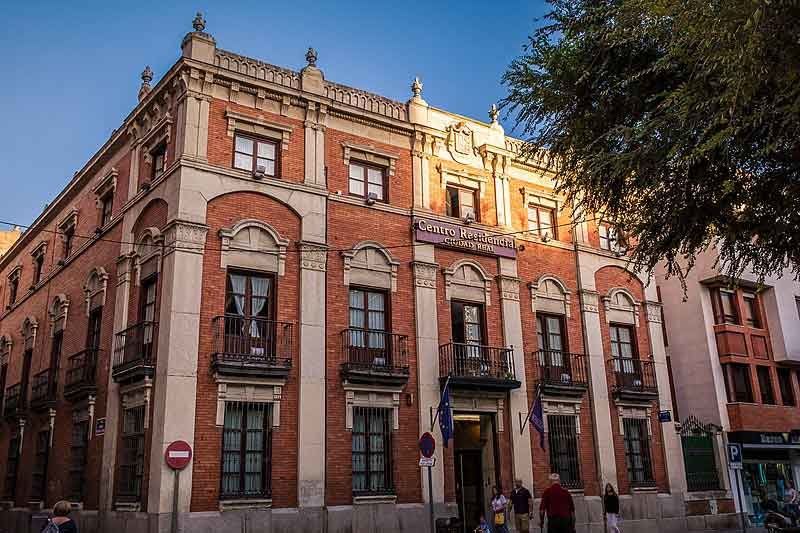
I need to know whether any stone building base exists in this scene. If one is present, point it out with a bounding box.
[0,494,743,533]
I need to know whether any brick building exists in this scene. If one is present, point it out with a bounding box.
[0,227,21,257]
[658,250,800,526]
[0,14,740,533]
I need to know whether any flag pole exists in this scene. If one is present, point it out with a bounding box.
[520,383,541,435]
[430,375,451,431]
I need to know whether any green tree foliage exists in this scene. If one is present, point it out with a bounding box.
[502,0,800,283]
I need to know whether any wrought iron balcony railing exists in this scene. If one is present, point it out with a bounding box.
[113,321,157,383]
[30,369,58,409]
[211,315,293,378]
[535,350,589,395]
[340,328,409,386]
[65,348,99,400]
[3,383,22,418]
[439,342,520,391]
[608,356,658,399]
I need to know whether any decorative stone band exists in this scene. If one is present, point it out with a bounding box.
[412,261,438,289]
[580,289,600,313]
[496,275,521,301]
[645,301,664,323]
[299,242,328,272]
[162,220,209,256]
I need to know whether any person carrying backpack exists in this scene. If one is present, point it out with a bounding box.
[41,501,78,533]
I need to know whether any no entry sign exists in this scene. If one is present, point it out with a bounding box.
[165,440,192,470]
[419,432,436,459]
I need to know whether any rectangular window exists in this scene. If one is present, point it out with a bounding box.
[778,368,795,407]
[8,275,18,306]
[348,288,388,364]
[87,307,102,352]
[33,254,44,285]
[151,143,167,179]
[63,226,75,259]
[711,288,739,325]
[352,406,393,495]
[610,324,636,359]
[348,162,386,201]
[233,134,277,176]
[742,293,761,328]
[100,192,114,226]
[726,364,754,403]
[30,430,50,501]
[445,186,478,221]
[69,414,89,501]
[623,418,654,486]
[451,301,485,345]
[528,205,556,239]
[599,224,618,251]
[3,434,19,499]
[221,401,272,499]
[537,314,565,352]
[547,415,581,489]
[224,271,274,357]
[117,405,146,501]
[757,366,776,405]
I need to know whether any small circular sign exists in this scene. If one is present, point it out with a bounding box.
[165,440,193,470]
[419,432,436,459]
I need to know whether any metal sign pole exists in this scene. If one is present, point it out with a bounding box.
[171,469,180,533]
[428,466,435,533]
[735,469,746,533]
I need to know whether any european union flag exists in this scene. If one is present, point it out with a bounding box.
[438,379,453,448]
[529,389,545,449]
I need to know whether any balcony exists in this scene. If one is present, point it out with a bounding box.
[30,369,58,411]
[211,316,292,379]
[535,350,589,397]
[439,342,520,391]
[340,329,409,387]
[608,357,659,402]
[64,348,99,401]
[3,384,22,419]
[113,321,157,384]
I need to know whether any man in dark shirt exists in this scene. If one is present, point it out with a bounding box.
[539,473,575,533]
[510,478,533,532]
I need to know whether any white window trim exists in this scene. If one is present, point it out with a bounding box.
[617,404,652,437]
[603,287,640,326]
[443,259,492,306]
[84,267,109,316]
[121,378,153,430]
[343,383,401,431]
[440,168,486,194]
[449,394,505,432]
[226,108,292,151]
[21,316,39,350]
[214,376,284,428]
[218,219,288,276]
[529,274,572,318]
[341,241,399,292]
[342,141,398,177]
[133,228,164,286]
[93,168,118,224]
[49,294,70,336]
[0,335,12,365]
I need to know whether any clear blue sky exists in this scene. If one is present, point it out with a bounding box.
[0,0,547,228]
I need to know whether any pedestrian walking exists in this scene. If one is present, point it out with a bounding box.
[41,501,78,533]
[603,484,621,533]
[539,473,575,533]
[509,478,533,532]
[490,485,509,533]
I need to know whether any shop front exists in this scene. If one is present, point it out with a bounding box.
[729,431,800,525]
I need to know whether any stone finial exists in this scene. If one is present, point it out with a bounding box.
[489,103,499,124]
[138,66,153,101]
[192,12,206,32]
[306,47,318,67]
[411,77,423,98]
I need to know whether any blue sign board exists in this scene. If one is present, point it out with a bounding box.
[658,410,671,423]
[727,443,743,469]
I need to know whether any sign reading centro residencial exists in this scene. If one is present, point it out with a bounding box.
[414,218,516,259]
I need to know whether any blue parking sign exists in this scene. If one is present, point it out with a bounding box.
[727,443,743,469]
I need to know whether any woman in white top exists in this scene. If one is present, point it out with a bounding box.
[490,485,509,533]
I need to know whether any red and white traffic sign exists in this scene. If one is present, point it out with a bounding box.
[165,440,192,470]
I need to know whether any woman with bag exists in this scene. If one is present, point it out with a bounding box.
[490,485,509,533]
[41,501,78,533]
[603,484,621,533]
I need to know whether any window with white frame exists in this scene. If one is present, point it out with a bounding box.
[599,224,622,251]
[528,204,556,239]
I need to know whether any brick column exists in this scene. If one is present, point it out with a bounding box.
[496,261,533,489]
[580,289,618,486]
[146,219,208,514]
[297,242,327,508]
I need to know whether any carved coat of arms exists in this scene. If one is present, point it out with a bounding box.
[446,122,476,163]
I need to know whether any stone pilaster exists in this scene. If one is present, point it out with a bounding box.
[304,103,328,187]
[645,300,687,494]
[579,288,618,487]
[496,262,534,489]
[298,242,327,508]
[147,219,208,514]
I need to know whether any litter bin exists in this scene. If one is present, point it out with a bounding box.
[435,517,463,533]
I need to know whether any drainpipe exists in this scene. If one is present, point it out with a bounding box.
[572,217,608,532]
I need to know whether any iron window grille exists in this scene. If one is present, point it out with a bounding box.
[117,405,146,502]
[3,434,19,500]
[623,418,655,487]
[547,415,582,489]
[352,406,394,496]
[30,430,51,501]
[221,401,273,499]
[680,416,721,492]
[69,416,89,501]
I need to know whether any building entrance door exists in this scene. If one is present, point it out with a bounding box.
[454,413,499,532]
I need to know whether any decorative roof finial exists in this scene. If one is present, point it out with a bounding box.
[489,103,499,124]
[306,47,318,67]
[139,66,154,101]
[192,12,206,32]
[411,77,423,98]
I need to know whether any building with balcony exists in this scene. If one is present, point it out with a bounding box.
[0,14,739,533]
[658,250,800,525]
